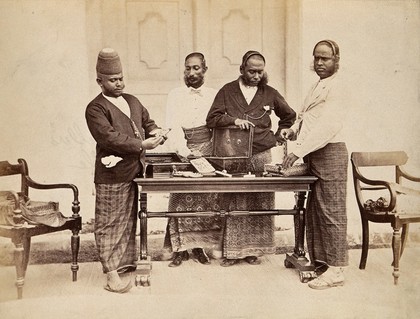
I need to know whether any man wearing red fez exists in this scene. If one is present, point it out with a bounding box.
[86,48,167,293]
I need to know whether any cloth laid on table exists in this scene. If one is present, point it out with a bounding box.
[94,182,137,273]
[305,142,348,267]
[220,149,276,259]
[280,163,309,176]
[0,191,67,227]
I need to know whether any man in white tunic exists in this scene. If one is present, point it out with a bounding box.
[282,40,349,289]
[163,53,223,267]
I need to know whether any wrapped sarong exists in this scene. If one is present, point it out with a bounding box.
[220,149,276,259]
[305,142,348,267]
[182,125,213,155]
[95,182,137,273]
[164,125,223,253]
[164,193,223,252]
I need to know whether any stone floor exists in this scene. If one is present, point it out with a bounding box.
[1,246,420,319]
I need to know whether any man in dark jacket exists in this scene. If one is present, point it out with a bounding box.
[206,50,296,266]
[86,48,166,293]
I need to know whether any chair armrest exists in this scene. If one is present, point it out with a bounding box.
[392,183,420,196]
[355,171,398,212]
[25,176,80,218]
[397,166,420,183]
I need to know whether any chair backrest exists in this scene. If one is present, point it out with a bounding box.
[0,159,29,196]
[351,151,408,168]
[351,151,408,216]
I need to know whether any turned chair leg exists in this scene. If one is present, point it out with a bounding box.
[392,226,401,285]
[12,237,26,299]
[400,224,409,259]
[71,229,80,281]
[359,218,369,269]
[23,236,31,276]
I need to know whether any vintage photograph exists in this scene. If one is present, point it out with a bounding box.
[1,1,419,318]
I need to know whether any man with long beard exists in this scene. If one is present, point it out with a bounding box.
[206,51,296,266]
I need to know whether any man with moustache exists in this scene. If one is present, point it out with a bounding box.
[86,48,166,293]
[163,52,223,267]
[281,40,349,289]
[206,50,296,266]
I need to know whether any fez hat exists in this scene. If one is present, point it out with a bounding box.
[96,48,122,75]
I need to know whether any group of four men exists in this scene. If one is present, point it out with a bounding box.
[85,40,348,293]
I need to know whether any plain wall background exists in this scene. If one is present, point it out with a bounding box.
[0,0,419,236]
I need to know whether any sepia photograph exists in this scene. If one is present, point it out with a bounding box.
[1,0,419,318]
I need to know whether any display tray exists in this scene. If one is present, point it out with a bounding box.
[145,153,192,178]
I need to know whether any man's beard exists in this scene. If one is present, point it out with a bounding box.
[240,72,268,87]
[184,74,205,88]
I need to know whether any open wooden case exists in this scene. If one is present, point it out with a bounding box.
[206,126,254,174]
[144,153,192,178]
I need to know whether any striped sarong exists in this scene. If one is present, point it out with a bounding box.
[305,142,348,267]
[221,149,276,259]
[94,182,137,273]
[164,129,222,253]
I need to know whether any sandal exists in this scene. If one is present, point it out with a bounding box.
[244,256,261,265]
[220,258,240,267]
[308,275,344,290]
[104,280,132,293]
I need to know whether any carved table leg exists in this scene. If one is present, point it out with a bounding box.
[284,191,316,283]
[136,192,151,287]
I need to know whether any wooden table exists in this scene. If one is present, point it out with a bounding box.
[133,175,318,286]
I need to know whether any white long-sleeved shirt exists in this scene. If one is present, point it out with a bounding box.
[163,85,217,157]
[291,73,349,158]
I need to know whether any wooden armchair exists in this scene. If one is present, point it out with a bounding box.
[0,158,81,299]
[351,151,420,284]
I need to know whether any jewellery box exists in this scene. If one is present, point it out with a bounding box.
[144,153,192,178]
